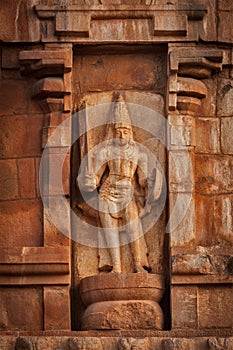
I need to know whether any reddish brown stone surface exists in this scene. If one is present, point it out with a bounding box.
[171,286,197,329]
[44,287,71,330]
[0,115,44,158]
[18,158,37,199]
[0,80,28,115]
[195,195,214,246]
[0,0,232,344]
[198,286,233,329]
[0,288,43,331]
[0,159,19,200]
[73,50,166,94]
[0,199,43,247]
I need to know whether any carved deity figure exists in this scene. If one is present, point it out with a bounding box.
[78,93,161,273]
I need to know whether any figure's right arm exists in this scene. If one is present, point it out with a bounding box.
[76,148,107,192]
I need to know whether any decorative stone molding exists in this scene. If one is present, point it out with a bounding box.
[20,47,72,113]
[34,2,208,43]
[208,337,233,350]
[0,247,70,285]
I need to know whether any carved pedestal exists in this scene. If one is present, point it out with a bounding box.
[80,273,164,330]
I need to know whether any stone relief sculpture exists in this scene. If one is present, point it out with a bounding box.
[77,92,162,274]
[76,92,165,330]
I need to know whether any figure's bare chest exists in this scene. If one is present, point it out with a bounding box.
[108,156,138,178]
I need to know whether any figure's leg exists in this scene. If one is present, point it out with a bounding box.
[99,209,121,273]
[125,201,148,273]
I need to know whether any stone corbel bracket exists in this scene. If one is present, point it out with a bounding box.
[34,3,207,43]
[168,46,223,114]
[19,47,72,115]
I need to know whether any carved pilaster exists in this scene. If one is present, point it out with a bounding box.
[168,45,223,248]
[18,46,73,330]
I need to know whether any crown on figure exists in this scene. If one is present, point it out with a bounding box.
[112,92,132,130]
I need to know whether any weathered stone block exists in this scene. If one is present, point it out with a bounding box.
[0,115,44,158]
[55,12,90,37]
[163,338,198,350]
[195,195,214,246]
[0,80,28,115]
[82,300,164,330]
[172,246,233,276]
[44,286,70,330]
[218,0,233,10]
[0,159,18,200]
[1,47,20,69]
[32,78,65,99]
[18,158,36,198]
[153,14,187,36]
[172,253,215,275]
[171,286,197,329]
[169,151,194,192]
[208,337,233,349]
[214,195,233,245]
[35,157,41,198]
[0,0,40,42]
[41,151,70,196]
[221,117,233,154]
[199,0,217,42]
[169,115,195,149]
[169,193,195,246]
[199,77,217,117]
[73,52,165,93]
[217,78,233,117]
[195,155,233,194]
[218,12,233,43]
[0,337,17,350]
[0,288,43,331]
[198,286,233,329]
[43,198,70,246]
[0,199,43,247]
[195,118,220,154]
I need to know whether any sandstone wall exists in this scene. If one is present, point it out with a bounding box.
[0,0,233,348]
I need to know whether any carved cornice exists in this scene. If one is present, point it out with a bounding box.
[34,2,207,43]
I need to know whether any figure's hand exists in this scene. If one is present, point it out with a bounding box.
[138,176,147,189]
[76,173,97,192]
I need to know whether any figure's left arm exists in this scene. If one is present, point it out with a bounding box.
[137,152,148,189]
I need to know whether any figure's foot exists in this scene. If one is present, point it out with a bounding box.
[110,266,121,274]
[134,265,148,274]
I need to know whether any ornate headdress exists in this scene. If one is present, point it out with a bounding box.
[111,92,132,130]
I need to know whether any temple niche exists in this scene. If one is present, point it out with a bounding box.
[71,47,168,329]
[0,0,233,348]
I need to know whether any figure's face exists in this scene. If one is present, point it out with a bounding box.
[114,127,131,146]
